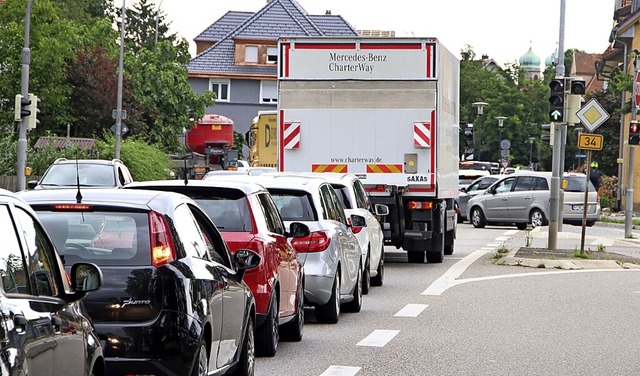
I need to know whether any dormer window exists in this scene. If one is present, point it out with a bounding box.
[234,40,278,65]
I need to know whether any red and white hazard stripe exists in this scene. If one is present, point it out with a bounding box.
[284,122,300,149]
[413,122,431,148]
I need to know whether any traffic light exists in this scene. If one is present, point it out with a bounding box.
[26,94,40,130]
[630,121,640,145]
[549,78,564,122]
[570,79,586,95]
[464,124,474,146]
[541,124,554,145]
[14,94,31,121]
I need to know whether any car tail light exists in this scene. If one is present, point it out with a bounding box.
[290,230,331,253]
[351,226,364,234]
[51,204,94,212]
[408,201,433,210]
[149,211,176,267]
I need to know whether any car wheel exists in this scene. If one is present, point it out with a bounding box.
[362,253,371,295]
[234,317,255,376]
[315,272,340,324]
[516,223,528,230]
[343,263,363,313]
[191,339,209,376]
[530,209,547,228]
[280,281,304,342]
[586,221,595,227]
[256,293,278,357]
[471,207,486,228]
[370,247,384,287]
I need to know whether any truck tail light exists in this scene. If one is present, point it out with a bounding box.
[290,230,331,253]
[407,201,433,210]
[149,211,176,267]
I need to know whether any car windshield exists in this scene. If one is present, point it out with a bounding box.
[36,211,150,266]
[268,189,317,221]
[40,164,115,187]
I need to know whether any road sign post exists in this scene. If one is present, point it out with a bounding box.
[576,133,603,255]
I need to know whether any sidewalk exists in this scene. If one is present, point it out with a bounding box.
[496,219,640,270]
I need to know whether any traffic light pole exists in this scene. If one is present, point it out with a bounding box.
[625,52,639,238]
[16,0,34,192]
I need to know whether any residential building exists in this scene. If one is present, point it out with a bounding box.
[186,0,358,153]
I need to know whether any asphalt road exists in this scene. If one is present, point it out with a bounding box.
[252,224,640,375]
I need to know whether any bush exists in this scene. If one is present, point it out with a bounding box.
[599,175,617,210]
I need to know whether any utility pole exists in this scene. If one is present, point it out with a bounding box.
[16,0,34,192]
[114,0,125,160]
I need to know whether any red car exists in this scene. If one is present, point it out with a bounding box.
[125,179,310,357]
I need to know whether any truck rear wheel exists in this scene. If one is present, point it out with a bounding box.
[407,251,425,263]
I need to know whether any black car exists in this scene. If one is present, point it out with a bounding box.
[0,188,104,376]
[19,188,260,376]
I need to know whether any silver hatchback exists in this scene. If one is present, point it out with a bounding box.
[467,171,600,229]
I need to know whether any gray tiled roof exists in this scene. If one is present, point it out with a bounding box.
[194,11,253,42]
[188,0,358,76]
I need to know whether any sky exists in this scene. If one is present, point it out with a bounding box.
[131,0,617,67]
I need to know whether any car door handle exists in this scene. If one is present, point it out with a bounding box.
[502,198,508,201]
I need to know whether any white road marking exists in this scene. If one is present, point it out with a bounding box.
[356,329,400,347]
[394,303,428,317]
[320,366,361,376]
[422,249,490,295]
[590,238,615,247]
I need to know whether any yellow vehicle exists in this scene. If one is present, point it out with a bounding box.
[245,111,277,167]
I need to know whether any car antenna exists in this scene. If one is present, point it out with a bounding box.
[182,157,189,186]
[75,152,83,203]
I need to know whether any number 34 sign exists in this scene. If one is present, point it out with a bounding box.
[577,133,603,150]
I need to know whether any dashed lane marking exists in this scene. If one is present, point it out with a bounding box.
[394,303,428,317]
[320,366,361,376]
[356,329,400,347]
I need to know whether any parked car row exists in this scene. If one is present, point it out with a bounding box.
[8,160,388,375]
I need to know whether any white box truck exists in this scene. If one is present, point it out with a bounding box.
[277,37,459,263]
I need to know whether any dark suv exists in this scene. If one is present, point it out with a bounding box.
[28,158,134,189]
[0,188,104,376]
[19,188,260,376]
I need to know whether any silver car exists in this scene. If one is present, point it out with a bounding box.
[220,174,365,324]
[457,175,504,222]
[467,171,600,229]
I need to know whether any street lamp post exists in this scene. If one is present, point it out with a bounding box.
[495,116,507,163]
[472,102,488,161]
[528,137,535,167]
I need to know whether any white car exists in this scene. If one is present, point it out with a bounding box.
[215,173,365,324]
[288,173,388,293]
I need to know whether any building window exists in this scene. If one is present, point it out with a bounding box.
[209,79,230,102]
[245,46,258,63]
[260,81,277,103]
[267,47,278,64]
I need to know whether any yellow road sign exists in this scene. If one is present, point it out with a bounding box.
[577,133,603,150]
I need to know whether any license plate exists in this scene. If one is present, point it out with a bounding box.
[571,204,583,211]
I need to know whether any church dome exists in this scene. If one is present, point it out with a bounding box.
[519,47,541,70]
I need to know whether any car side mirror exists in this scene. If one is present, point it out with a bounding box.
[459,187,467,193]
[288,222,310,238]
[374,204,389,216]
[233,249,261,281]
[70,263,103,292]
[350,214,367,228]
[27,180,39,189]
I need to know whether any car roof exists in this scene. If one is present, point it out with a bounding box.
[17,188,186,210]
[126,179,268,196]
[217,173,329,192]
[51,159,122,166]
[267,172,356,185]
